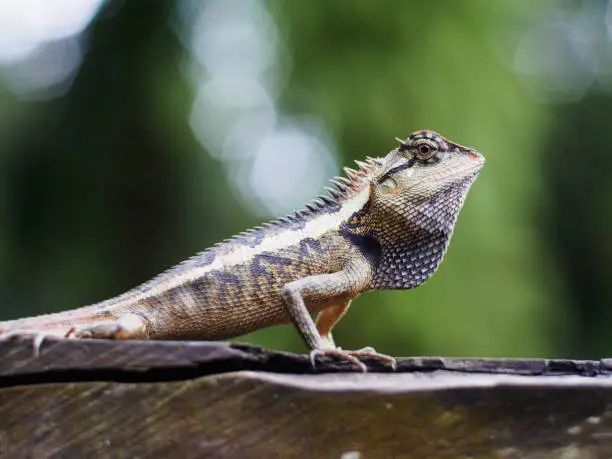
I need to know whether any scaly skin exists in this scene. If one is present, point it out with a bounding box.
[0,130,484,370]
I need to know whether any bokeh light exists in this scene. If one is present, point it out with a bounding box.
[0,0,105,98]
[3,0,612,361]
[180,0,338,217]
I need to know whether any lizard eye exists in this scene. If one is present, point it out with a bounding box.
[416,142,436,158]
[415,141,439,163]
[379,176,398,194]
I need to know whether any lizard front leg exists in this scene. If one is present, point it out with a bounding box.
[281,270,396,372]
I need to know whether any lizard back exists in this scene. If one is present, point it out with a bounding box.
[0,157,383,339]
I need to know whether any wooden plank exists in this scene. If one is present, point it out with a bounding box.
[1,338,612,458]
[0,338,606,378]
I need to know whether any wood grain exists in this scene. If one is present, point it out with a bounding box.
[1,338,612,459]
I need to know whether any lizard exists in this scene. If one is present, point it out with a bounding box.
[0,130,484,371]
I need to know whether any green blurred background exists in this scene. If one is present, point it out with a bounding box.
[1,0,611,359]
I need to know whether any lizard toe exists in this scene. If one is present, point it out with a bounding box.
[346,347,397,370]
[309,346,397,373]
[0,328,75,357]
[309,348,369,373]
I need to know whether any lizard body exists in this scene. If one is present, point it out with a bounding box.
[0,130,484,369]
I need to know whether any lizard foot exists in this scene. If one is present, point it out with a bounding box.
[309,346,397,373]
[0,313,147,356]
[0,328,75,357]
[72,313,147,339]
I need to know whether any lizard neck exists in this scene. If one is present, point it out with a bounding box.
[371,176,476,290]
[372,229,450,289]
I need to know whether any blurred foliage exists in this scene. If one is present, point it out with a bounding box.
[1,0,611,359]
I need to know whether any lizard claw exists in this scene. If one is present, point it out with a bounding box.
[346,346,397,370]
[309,346,396,373]
[0,328,74,357]
[309,348,368,372]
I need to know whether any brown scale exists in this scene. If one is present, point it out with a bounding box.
[147,231,354,340]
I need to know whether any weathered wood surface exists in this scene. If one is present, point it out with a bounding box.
[1,338,612,459]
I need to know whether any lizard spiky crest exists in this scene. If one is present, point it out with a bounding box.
[156,156,385,277]
[196,157,381,247]
[293,156,382,218]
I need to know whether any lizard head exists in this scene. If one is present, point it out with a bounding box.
[279,129,483,290]
[370,130,484,238]
[358,130,484,289]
